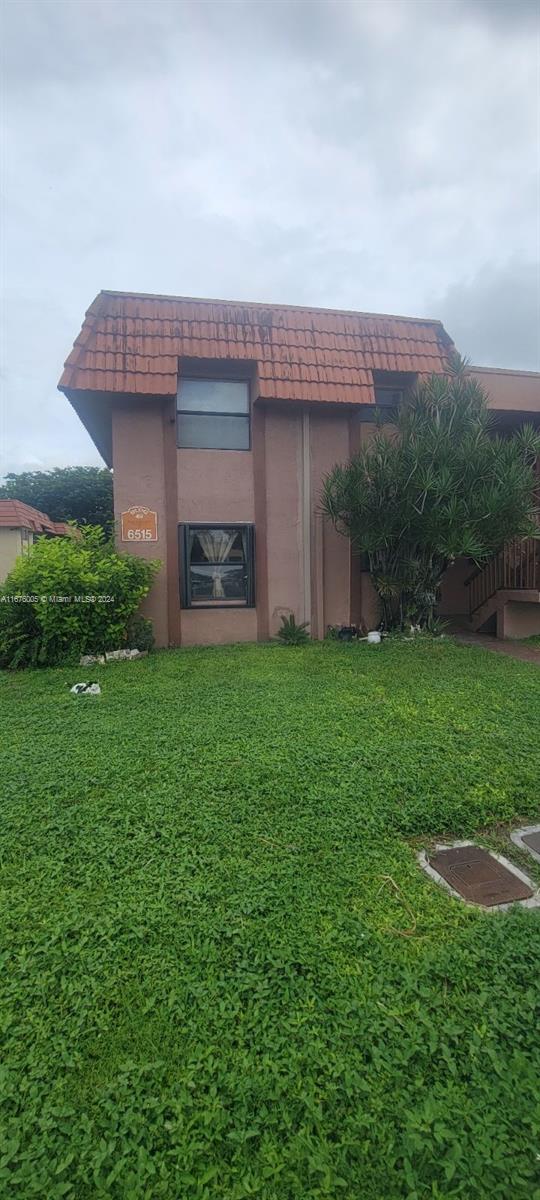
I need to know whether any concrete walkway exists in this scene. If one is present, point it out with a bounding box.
[453,633,540,665]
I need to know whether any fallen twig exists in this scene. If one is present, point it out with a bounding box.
[376,874,424,938]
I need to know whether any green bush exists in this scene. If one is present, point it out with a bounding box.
[323,356,540,629]
[126,613,155,652]
[0,527,159,668]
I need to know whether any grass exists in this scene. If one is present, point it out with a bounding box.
[1,638,539,1200]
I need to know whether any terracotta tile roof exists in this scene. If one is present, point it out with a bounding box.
[0,500,73,536]
[59,291,454,405]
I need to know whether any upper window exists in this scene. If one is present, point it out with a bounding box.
[177,378,250,450]
[374,386,404,407]
[180,524,255,608]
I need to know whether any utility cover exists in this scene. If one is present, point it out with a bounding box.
[522,830,540,857]
[428,845,533,907]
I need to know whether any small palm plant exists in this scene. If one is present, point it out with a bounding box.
[276,614,310,645]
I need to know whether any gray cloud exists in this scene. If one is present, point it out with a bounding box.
[455,0,540,30]
[431,262,540,370]
[1,0,538,473]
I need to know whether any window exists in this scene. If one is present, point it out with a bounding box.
[177,378,250,450]
[374,386,404,407]
[180,524,255,608]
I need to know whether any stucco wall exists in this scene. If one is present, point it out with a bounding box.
[176,407,355,644]
[500,601,540,639]
[471,368,540,414]
[111,400,381,647]
[178,406,355,642]
[177,448,255,523]
[112,401,169,647]
[0,528,23,583]
[310,410,352,635]
[263,408,305,635]
[176,443,256,645]
[181,607,258,646]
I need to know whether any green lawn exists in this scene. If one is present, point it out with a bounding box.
[1,639,540,1200]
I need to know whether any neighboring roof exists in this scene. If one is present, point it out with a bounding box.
[59,290,454,405]
[470,366,540,415]
[470,366,540,377]
[0,500,73,536]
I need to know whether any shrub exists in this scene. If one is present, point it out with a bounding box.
[323,355,540,629]
[0,527,159,668]
[275,614,310,645]
[126,614,155,653]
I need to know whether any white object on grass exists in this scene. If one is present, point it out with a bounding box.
[366,631,381,644]
[70,682,101,695]
[80,649,146,665]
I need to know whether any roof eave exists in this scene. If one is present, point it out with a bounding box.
[61,387,114,467]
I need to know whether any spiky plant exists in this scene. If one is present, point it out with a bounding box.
[275,614,310,645]
[322,355,539,630]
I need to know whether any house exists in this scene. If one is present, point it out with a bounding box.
[0,500,74,583]
[58,291,540,645]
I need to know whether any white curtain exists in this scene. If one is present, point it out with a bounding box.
[196,529,237,598]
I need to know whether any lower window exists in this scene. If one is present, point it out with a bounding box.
[180,524,255,608]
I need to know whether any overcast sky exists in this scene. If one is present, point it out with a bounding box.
[1,0,539,475]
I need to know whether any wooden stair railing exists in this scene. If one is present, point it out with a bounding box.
[466,537,540,616]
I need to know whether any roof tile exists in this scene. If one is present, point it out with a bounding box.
[0,500,74,536]
[59,291,453,405]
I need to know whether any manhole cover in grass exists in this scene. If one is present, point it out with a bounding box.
[510,824,540,864]
[523,831,540,854]
[428,844,533,907]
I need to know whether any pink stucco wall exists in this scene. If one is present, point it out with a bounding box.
[177,448,255,523]
[470,368,540,413]
[263,408,305,635]
[112,401,169,647]
[181,607,258,646]
[310,410,351,635]
[176,446,256,644]
[500,600,540,639]
[102,363,540,649]
[112,399,374,647]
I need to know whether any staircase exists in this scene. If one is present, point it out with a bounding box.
[466,538,540,638]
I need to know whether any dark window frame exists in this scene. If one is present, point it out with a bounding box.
[374,385,404,407]
[180,522,256,609]
[176,376,252,451]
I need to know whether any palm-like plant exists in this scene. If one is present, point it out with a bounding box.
[275,614,310,645]
[322,356,539,629]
